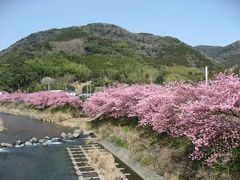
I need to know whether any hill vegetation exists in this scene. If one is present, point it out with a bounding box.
[0,23,221,91]
[196,41,240,68]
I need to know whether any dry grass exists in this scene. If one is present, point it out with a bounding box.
[85,138,97,144]
[0,118,6,132]
[96,124,139,150]
[87,148,123,180]
[93,121,211,179]
[0,104,71,123]
[58,117,90,128]
[0,103,90,128]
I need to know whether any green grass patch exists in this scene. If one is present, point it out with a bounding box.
[140,154,156,166]
[111,135,128,149]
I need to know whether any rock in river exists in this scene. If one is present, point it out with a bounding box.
[61,132,67,139]
[16,140,22,145]
[84,130,94,136]
[44,136,50,140]
[38,139,46,144]
[67,133,73,139]
[73,129,83,138]
[15,144,24,148]
[30,137,38,143]
[1,143,13,148]
[25,141,32,146]
[72,133,79,138]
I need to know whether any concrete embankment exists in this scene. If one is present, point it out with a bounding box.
[101,139,163,180]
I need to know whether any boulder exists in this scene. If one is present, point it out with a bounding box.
[38,139,45,144]
[44,136,50,140]
[30,137,38,143]
[16,140,22,145]
[74,129,83,135]
[15,144,24,148]
[67,133,73,139]
[1,143,13,148]
[61,132,67,139]
[73,129,83,138]
[84,130,94,136]
[73,133,80,138]
[25,141,32,146]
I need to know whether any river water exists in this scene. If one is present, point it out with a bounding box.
[0,113,143,180]
[0,113,78,180]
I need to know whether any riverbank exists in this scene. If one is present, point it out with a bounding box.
[1,103,238,179]
[90,116,240,180]
[0,119,5,132]
[0,103,89,129]
[0,103,165,179]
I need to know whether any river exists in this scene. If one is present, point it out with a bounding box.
[0,113,78,180]
[0,113,144,180]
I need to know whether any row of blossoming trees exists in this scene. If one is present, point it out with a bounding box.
[0,91,82,109]
[0,74,240,166]
[84,74,240,166]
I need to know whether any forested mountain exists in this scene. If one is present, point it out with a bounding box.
[196,41,240,67]
[0,23,220,91]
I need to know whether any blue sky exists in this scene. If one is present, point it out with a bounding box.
[0,0,239,50]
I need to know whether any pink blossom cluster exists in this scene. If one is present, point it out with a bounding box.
[0,91,82,109]
[84,74,240,166]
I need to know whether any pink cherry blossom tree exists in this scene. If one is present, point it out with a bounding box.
[0,91,82,109]
[84,73,240,166]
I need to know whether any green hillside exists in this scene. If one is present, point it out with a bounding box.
[195,41,240,67]
[0,23,221,92]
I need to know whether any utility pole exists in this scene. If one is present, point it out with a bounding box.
[86,83,89,95]
[205,66,208,85]
[89,81,92,96]
[150,75,153,84]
